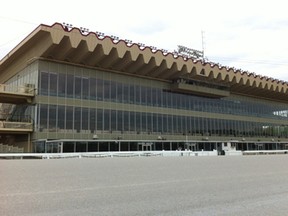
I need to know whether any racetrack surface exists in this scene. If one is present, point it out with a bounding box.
[1,155,288,216]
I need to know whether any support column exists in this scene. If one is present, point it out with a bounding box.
[60,142,63,153]
[27,133,31,152]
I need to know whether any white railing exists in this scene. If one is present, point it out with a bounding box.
[243,150,288,155]
[2,150,288,159]
[0,150,219,159]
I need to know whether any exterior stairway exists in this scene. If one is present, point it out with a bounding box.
[0,143,24,153]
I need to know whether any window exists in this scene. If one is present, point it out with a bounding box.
[58,73,66,97]
[96,79,103,101]
[48,105,57,131]
[117,82,123,103]
[110,81,117,102]
[141,112,147,133]
[103,80,110,101]
[97,109,103,131]
[89,78,97,99]
[141,86,147,105]
[58,105,65,129]
[103,109,110,131]
[66,106,73,130]
[130,112,135,132]
[66,74,74,98]
[117,110,123,132]
[82,77,89,99]
[89,108,96,132]
[135,86,141,104]
[82,108,89,130]
[74,76,82,99]
[129,84,135,104]
[74,107,81,132]
[123,84,129,103]
[40,71,49,95]
[49,72,57,96]
[39,104,48,130]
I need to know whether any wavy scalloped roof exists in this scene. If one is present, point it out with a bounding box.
[1,22,288,101]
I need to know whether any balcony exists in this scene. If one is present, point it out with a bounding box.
[0,84,35,104]
[0,120,33,133]
[171,82,230,98]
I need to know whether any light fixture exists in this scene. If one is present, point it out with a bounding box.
[80,27,89,34]
[125,39,133,44]
[172,51,179,56]
[62,22,73,31]
[138,43,145,48]
[110,35,119,41]
[96,32,105,39]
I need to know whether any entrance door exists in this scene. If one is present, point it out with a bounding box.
[185,143,196,151]
[138,142,153,151]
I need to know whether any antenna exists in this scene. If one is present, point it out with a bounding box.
[176,31,206,60]
[201,30,206,59]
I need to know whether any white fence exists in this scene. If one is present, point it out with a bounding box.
[243,150,288,155]
[0,150,220,159]
[3,150,288,159]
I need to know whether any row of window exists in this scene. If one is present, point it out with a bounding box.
[39,71,288,120]
[38,104,288,138]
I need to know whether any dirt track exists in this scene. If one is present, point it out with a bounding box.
[1,155,288,215]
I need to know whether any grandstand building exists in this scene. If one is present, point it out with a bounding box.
[0,22,288,153]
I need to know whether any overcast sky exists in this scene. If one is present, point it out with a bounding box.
[1,0,288,81]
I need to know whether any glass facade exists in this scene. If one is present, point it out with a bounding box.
[36,61,288,140]
[39,69,288,121]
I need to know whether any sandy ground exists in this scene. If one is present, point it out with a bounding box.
[1,155,288,216]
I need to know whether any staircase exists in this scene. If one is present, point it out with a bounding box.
[0,103,13,120]
[0,143,24,153]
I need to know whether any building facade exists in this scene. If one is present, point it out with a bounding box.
[0,23,288,153]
